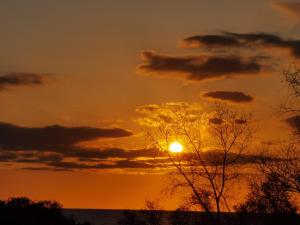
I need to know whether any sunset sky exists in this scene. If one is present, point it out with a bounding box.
[1,0,300,209]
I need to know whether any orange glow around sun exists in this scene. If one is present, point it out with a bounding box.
[168,141,183,153]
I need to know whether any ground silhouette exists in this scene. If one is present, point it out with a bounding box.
[0,197,91,225]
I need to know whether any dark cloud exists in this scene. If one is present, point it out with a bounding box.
[0,72,49,91]
[182,33,282,48]
[0,152,18,162]
[20,151,274,171]
[235,119,247,124]
[22,167,70,172]
[1,148,165,169]
[66,148,164,160]
[0,122,132,152]
[202,150,263,166]
[37,153,64,163]
[209,117,247,125]
[202,91,253,103]
[46,159,156,170]
[10,152,63,164]
[182,35,241,48]
[138,51,262,82]
[286,115,300,133]
[209,118,223,125]
[182,32,300,58]
[0,122,170,171]
[0,121,271,171]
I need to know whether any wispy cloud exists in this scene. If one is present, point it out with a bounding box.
[137,50,263,82]
[0,72,50,91]
[0,122,132,152]
[202,91,253,103]
[271,1,300,19]
[286,115,300,134]
[0,120,270,171]
[182,32,300,58]
[0,122,168,171]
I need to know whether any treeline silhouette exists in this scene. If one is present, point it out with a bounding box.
[0,197,91,225]
[118,195,300,225]
[118,209,300,225]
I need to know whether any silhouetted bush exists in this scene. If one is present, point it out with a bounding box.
[234,174,299,225]
[0,197,91,225]
[141,200,163,225]
[118,210,145,225]
[169,207,201,225]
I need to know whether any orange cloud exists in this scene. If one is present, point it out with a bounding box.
[271,1,300,19]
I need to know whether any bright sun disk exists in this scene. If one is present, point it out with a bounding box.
[169,141,183,153]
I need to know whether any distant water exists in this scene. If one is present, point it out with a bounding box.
[63,209,300,225]
[64,209,125,225]
[64,209,173,225]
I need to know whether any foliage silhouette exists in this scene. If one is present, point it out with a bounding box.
[118,210,145,225]
[141,200,163,225]
[0,197,90,225]
[235,173,299,225]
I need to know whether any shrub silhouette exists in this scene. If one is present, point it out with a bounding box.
[170,208,200,225]
[118,210,145,225]
[235,174,299,225]
[0,197,90,225]
[141,200,163,225]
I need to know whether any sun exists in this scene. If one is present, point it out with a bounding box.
[169,141,183,153]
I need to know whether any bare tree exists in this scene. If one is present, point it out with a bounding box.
[141,200,163,225]
[260,143,300,195]
[260,68,300,196]
[137,102,254,224]
[280,68,300,115]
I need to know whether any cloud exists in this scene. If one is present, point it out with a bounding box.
[182,33,281,48]
[271,1,300,19]
[0,120,272,171]
[182,32,300,58]
[0,122,132,152]
[209,118,223,125]
[21,151,277,171]
[0,72,49,91]
[285,115,300,133]
[202,91,253,103]
[0,122,171,171]
[0,152,18,162]
[0,147,165,170]
[136,102,204,127]
[46,159,157,170]
[202,150,262,166]
[182,35,241,48]
[137,50,263,82]
[22,158,163,171]
[66,148,164,160]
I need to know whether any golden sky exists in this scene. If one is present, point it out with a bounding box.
[1,0,300,209]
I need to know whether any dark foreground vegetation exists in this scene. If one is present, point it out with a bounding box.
[0,197,90,225]
[0,196,299,225]
[118,209,300,225]
[118,197,300,225]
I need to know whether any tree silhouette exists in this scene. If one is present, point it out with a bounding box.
[235,173,298,225]
[118,210,144,225]
[138,102,254,224]
[141,200,163,225]
[236,173,297,214]
[0,197,90,225]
